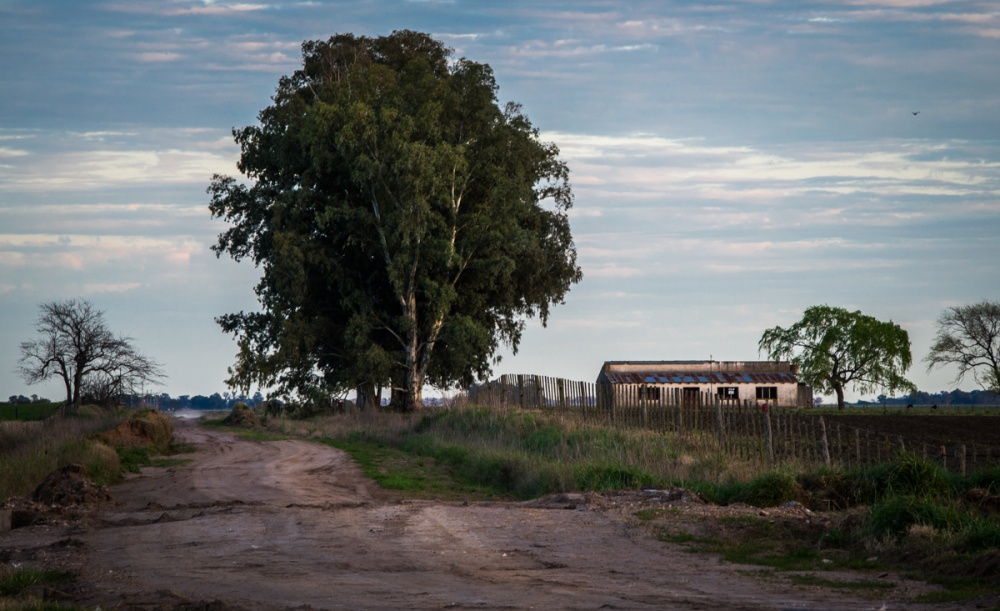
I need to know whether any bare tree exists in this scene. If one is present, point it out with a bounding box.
[18,299,165,412]
[926,300,1000,394]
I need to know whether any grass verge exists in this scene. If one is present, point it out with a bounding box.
[0,567,73,597]
[1,408,176,501]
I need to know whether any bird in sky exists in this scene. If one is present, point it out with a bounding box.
[912,111,921,115]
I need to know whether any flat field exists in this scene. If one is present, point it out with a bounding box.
[825,414,1000,449]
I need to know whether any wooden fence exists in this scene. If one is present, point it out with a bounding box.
[469,374,998,474]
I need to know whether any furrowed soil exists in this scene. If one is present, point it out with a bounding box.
[0,419,981,610]
[825,414,1000,449]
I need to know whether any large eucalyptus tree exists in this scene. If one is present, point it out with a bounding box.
[209,31,581,410]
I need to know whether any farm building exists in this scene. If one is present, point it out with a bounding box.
[596,360,813,409]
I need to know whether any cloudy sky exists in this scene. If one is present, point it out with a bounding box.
[2,0,998,402]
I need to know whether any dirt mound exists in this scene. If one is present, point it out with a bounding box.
[222,403,261,428]
[101,410,174,451]
[32,464,111,507]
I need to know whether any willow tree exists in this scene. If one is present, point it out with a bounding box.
[209,31,581,410]
[759,305,915,410]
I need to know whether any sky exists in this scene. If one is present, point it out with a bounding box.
[1,0,998,403]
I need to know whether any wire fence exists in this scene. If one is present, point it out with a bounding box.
[469,374,1000,474]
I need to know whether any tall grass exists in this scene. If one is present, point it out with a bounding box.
[265,405,1000,542]
[0,407,126,502]
[265,404,791,499]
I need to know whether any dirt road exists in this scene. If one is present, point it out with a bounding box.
[3,420,960,609]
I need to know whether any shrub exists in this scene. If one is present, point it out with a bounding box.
[851,453,952,504]
[965,466,1000,494]
[865,495,965,540]
[738,471,799,507]
[962,517,1000,551]
[222,402,262,428]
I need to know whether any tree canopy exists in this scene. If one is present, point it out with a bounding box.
[18,299,165,412]
[926,300,1000,394]
[758,305,915,410]
[209,31,581,410]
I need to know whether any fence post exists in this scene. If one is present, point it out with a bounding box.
[958,444,967,476]
[818,416,831,466]
[714,397,725,446]
[610,385,617,424]
[557,378,566,410]
[939,445,948,470]
[763,409,774,463]
[855,429,862,465]
[835,424,843,466]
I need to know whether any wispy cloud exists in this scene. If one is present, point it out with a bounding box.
[545,132,1000,202]
[105,1,271,17]
[136,51,183,62]
[0,129,239,191]
[0,147,28,158]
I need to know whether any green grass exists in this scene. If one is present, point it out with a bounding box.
[699,470,798,507]
[116,446,153,473]
[0,566,73,596]
[652,530,702,545]
[913,575,1000,604]
[648,513,880,573]
[0,403,61,422]
[788,574,896,591]
[324,437,498,499]
[202,417,287,441]
[0,565,82,610]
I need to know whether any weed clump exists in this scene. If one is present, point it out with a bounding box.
[223,402,262,429]
[864,495,964,539]
[849,453,953,504]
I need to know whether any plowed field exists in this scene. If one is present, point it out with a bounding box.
[824,414,1000,449]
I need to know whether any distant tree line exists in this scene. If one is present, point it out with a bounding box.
[118,391,267,411]
[1,390,271,410]
[6,394,51,405]
[870,389,1000,407]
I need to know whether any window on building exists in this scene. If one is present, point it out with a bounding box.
[717,386,739,400]
[638,386,661,401]
[756,386,777,400]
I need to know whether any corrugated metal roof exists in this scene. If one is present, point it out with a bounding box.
[603,371,799,385]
